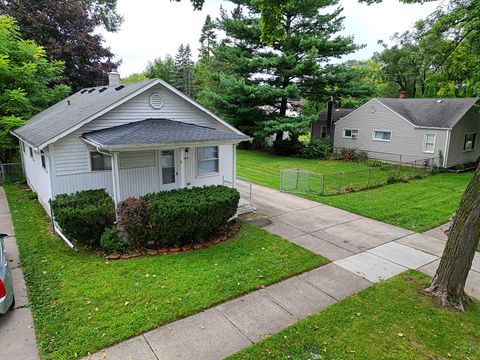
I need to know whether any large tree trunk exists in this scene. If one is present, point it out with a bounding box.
[425,165,480,310]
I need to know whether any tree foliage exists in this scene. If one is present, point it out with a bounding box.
[174,44,195,97]
[0,16,69,162]
[201,0,357,140]
[145,55,176,84]
[1,0,120,91]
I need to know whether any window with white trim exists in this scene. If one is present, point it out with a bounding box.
[423,133,436,153]
[373,130,392,141]
[90,151,112,171]
[29,146,33,159]
[40,151,47,170]
[197,146,219,175]
[343,129,359,139]
[463,133,477,151]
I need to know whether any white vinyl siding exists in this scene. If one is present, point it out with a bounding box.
[119,151,155,169]
[423,133,436,153]
[447,108,480,167]
[373,130,392,142]
[22,146,52,211]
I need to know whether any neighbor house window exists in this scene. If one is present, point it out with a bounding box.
[343,129,359,139]
[423,133,436,153]
[373,130,392,141]
[90,151,112,171]
[320,126,327,139]
[197,146,219,175]
[463,133,477,151]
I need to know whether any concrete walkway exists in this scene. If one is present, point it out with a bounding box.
[82,181,478,360]
[0,187,40,360]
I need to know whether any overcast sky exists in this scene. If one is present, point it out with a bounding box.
[100,0,439,76]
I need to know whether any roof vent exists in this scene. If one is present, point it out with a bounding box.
[99,87,108,93]
[115,85,125,91]
[149,93,164,109]
[80,89,88,94]
[436,99,443,103]
[88,88,96,93]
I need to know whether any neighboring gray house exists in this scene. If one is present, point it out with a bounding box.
[333,97,480,167]
[311,108,353,140]
[12,73,250,211]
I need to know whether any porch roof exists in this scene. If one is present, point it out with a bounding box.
[82,119,251,150]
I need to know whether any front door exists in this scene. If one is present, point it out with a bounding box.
[160,150,177,190]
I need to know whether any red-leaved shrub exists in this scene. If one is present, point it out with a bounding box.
[117,197,149,250]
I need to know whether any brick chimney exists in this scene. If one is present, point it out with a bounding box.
[108,71,121,86]
[399,91,408,99]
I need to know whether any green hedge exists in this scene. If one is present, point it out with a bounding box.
[143,185,240,248]
[51,189,115,246]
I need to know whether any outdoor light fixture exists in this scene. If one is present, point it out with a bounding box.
[184,148,189,159]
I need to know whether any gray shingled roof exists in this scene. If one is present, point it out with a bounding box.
[317,108,354,124]
[376,98,479,128]
[82,119,250,148]
[12,79,158,147]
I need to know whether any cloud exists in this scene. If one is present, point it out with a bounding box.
[99,0,439,76]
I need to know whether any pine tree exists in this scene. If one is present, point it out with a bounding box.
[174,44,195,97]
[204,0,357,141]
[199,15,217,61]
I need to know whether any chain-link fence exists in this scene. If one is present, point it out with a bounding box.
[280,160,434,196]
[0,162,24,184]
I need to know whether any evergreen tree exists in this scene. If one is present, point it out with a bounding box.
[174,44,195,97]
[199,15,217,61]
[204,0,357,141]
[145,55,176,84]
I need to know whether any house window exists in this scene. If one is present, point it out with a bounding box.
[320,126,327,139]
[29,147,33,159]
[373,130,392,141]
[41,153,47,170]
[197,146,219,175]
[160,150,175,184]
[343,129,359,139]
[423,133,436,153]
[22,142,25,153]
[464,133,477,151]
[90,151,112,171]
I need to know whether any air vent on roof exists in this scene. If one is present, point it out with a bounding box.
[149,93,164,109]
[80,89,88,94]
[99,87,108,93]
[115,85,125,91]
[88,88,96,93]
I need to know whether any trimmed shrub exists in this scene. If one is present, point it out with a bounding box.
[143,185,240,248]
[117,197,149,250]
[340,148,369,162]
[51,189,115,246]
[100,227,125,253]
[300,140,331,159]
[273,138,304,156]
[386,174,408,185]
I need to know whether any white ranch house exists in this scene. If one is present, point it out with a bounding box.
[12,74,251,211]
[329,97,480,167]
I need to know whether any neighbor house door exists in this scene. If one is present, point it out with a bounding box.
[160,150,177,191]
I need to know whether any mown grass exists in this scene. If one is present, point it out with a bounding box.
[229,271,480,360]
[237,150,472,234]
[4,184,327,360]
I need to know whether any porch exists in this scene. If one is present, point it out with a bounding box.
[81,119,251,205]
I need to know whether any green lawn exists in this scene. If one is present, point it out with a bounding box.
[4,184,327,360]
[229,271,480,360]
[237,150,472,233]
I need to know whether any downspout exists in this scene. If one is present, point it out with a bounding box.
[443,129,451,168]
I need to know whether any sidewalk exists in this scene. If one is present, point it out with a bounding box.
[0,187,40,360]
[83,182,459,360]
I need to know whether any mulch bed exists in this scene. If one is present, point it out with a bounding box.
[105,221,242,260]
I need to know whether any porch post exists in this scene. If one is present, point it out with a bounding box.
[232,144,237,189]
[111,152,121,207]
[179,148,186,188]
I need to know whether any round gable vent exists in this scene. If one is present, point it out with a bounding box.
[149,93,164,109]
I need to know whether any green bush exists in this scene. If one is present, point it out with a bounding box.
[100,227,125,253]
[300,140,331,159]
[51,189,115,246]
[386,174,408,185]
[143,185,240,248]
[273,138,304,156]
